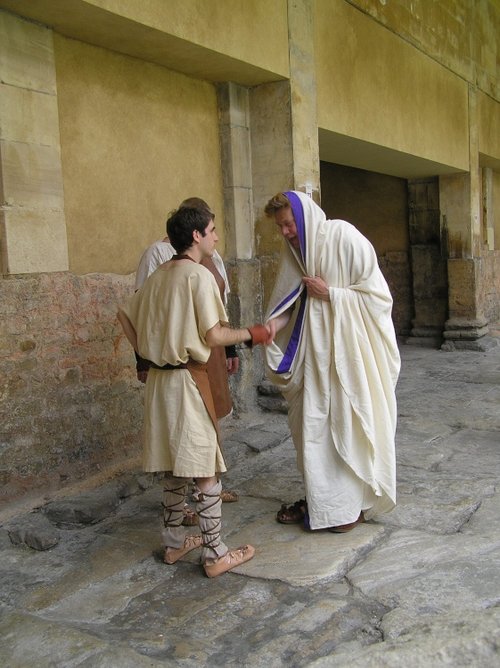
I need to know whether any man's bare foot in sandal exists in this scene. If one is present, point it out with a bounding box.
[204,544,255,577]
[276,499,307,524]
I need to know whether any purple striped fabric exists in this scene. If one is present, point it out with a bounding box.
[271,191,308,373]
[284,191,306,260]
[276,289,307,373]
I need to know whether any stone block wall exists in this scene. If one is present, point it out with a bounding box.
[408,178,448,344]
[320,162,412,335]
[482,250,500,324]
[0,272,143,509]
[0,10,69,275]
[377,251,413,337]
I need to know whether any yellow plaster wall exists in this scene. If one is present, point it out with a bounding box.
[478,90,500,167]
[350,0,499,101]
[54,34,225,275]
[0,0,289,86]
[88,0,289,77]
[314,0,469,172]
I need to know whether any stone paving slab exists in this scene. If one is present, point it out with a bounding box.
[1,344,500,667]
[434,427,500,476]
[310,607,500,668]
[349,527,500,615]
[218,495,387,586]
[0,610,170,668]
[6,512,60,550]
[225,423,288,452]
[35,558,172,624]
[23,534,157,613]
[378,471,494,534]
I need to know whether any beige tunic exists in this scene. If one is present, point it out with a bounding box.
[135,242,233,419]
[122,260,228,476]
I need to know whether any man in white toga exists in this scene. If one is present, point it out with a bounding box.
[264,191,401,533]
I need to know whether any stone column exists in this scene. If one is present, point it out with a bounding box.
[440,85,492,350]
[440,176,490,348]
[0,10,68,275]
[407,178,448,347]
[287,0,321,203]
[217,82,264,411]
[251,0,321,308]
[217,0,321,406]
[217,83,254,262]
[482,168,496,250]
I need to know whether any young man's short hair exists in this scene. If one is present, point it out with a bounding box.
[167,206,212,254]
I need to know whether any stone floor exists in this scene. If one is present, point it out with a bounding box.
[1,342,500,667]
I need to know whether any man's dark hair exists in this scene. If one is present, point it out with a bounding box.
[166,206,212,254]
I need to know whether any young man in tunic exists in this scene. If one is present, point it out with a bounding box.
[118,205,270,577]
[263,191,401,533]
[134,198,240,511]
[134,198,239,390]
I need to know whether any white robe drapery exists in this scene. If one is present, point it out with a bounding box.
[265,191,401,530]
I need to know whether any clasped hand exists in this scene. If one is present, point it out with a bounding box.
[302,275,329,301]
[264,277,329,343]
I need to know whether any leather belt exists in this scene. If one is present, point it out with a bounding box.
[149,361,188,370]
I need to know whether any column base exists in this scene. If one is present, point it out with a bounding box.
[441,337,499,352]
[441,318,499,351]
[406,326,443,349]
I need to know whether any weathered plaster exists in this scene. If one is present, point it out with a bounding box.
[315,0,470,177]
[54,34,225,275]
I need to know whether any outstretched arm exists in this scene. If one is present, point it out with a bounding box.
[206,322,272,348]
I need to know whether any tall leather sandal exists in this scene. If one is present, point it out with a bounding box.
[164,535,202,564]
[197,487,224,554]
[204,544,255,578]
[162,480,188,529]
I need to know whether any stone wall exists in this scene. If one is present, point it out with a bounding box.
[54,32,225,276]
[377,252,413,338]
[444,249,500,346]
[0,10,69,275]
[481,250,500,324]
[0,271,142,509]
[320,162,412,336]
